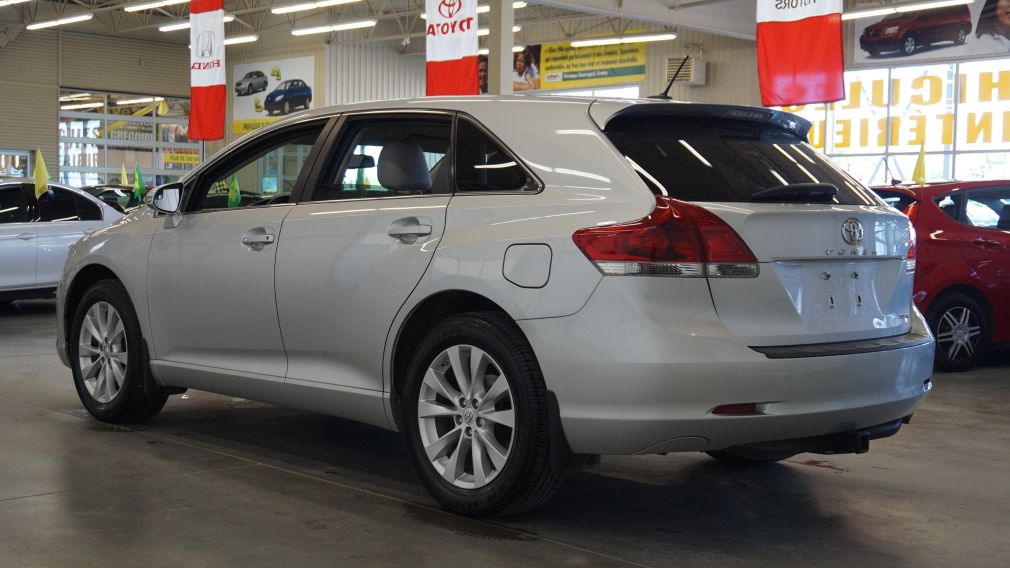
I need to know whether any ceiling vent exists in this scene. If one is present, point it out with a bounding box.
[667,56,707,87]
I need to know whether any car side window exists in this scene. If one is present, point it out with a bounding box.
[935,193,962,222]
[964,187,1010,230]
[455,118,536,192]
[38,187,83,222]
[0,185,30,224]
[188,122,325,212]
[308,116,452,202]
[73,194,102,221]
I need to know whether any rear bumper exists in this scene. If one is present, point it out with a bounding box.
[519,277,935,455]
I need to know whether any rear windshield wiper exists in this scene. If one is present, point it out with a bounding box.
[751,183,838,203]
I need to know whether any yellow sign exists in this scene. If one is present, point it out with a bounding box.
[164,152,200,166]
[532,43,646,91]
[232,117,281,135]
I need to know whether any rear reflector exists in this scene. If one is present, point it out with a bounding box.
[906,225,917,274]
[573,197,759,278]
[712,403,758,415]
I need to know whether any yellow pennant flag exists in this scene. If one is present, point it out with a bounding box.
[33,148,50,199]
[121,164,129,186]
[911,141,926,186]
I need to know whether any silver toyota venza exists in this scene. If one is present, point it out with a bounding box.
[56,97,935,516]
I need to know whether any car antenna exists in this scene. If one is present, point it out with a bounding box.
[649,55,690,100]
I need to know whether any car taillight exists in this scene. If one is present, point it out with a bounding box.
[572,197,759,278]
[903,202,918,223]
[906,225,917,274]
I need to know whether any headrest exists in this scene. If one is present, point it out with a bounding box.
[378,141,431,193]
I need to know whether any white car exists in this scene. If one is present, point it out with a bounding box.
[0,181,122,304]
[55,97,934,516]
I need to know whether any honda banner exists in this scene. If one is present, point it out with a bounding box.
[189,0,225,140]
[757,0,844,107]
[425,0,479,96]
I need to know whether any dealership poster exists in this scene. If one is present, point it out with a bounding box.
[232,55,315,135]
[852,1,1010,66]
[515,43,646,92]
[757,0,844,107]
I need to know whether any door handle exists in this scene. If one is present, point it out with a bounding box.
[972,237,999,249]
[241,234,276,246]
[17,232,34,241]
[388,225,432,240]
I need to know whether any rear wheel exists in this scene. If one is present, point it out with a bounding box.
[901,34,917,55]
[70,280,167,422]
[403,312,564,516]
[928,293,987,372]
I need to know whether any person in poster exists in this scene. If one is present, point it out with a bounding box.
[974,0,1010,51]
[512,47,540,91]
[477,54,489,94]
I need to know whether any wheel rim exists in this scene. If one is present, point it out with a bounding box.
[417,345,515,490]
[284,102,290,113]
[904,37,916,53]
[958,30,966,42]
[77,301,127,404]
[935,306,982,362]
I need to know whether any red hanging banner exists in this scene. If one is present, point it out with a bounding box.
[189,0,225,140]
[757,0,845,107]
[425,0,479,96]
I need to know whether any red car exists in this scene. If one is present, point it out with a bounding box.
[873,181,1010,371]
[859,5,973,57]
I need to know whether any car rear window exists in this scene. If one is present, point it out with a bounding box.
[605,116,880,205]
[873,189,917,212]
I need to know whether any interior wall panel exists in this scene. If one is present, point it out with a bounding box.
[0,29,60,171]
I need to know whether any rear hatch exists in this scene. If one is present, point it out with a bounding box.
[602,105,915,347]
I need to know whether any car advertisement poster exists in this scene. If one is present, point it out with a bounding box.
[511,42,646,92]
[852,1,1010,66]
[232,55,315,134]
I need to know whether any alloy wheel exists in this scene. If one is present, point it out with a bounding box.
[77,301,128,404]
[417,345,515,490]
[935,306,982,363]
[904,36,916,54]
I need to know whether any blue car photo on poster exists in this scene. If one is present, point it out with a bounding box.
[264,79,312,115]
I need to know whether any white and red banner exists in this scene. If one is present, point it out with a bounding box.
[425,0,479,96]
[757,0,844,107]
[189,0,225,140]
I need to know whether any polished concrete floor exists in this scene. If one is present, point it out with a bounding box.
[1,300,1008,567]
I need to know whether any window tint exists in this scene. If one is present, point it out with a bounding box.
[74,194,102,221]
[38,187,81,222]
[964,187,1010,230]
[935,193,962,222]
[606,116,879,205]
[0,185,29,223]
[874,190,917,213]
[455,119,533,192]
[189,123,324,212]
[310,117,451,202]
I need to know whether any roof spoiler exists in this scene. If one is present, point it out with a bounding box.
[590,100,812,142]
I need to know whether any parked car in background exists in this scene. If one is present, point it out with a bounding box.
[82,184,138,213]
[264,79,312,115]
[1,181,122,303]
[860,5,972,56]
[235,70,268,96]
[56,97,932,516]
[873,181,1010,371]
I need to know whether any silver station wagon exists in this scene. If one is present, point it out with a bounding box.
[56,97,934,516]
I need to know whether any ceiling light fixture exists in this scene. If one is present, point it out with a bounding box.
[59,93,92,102]
[60,101,104,110]
[272,0,363,15]
[570,32,677,48]
[476,25,522,36]
[26,12,93,30]
[291,18,376,36]
[123,0,188,13]
[116,97,164,105]
[159,15,235,32]
[477,45,525,55]
[223,34,258,45]
[421,1,526,19]
[841,0,972,21]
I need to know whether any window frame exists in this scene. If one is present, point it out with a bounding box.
[933,191,964,224]
[962,186,1010,231]
[452,112,543,196]
[182,116,334,214]
[0,183,32,225]
[297,109,456,204]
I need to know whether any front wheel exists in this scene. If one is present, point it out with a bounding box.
[70,280,167,423]
[928,293,987,372]
[283,101,291,114]
[403,312,564,516]
[901,34,917,55]
[955,27,968,45]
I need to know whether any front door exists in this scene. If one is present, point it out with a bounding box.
[275,113,452,424]
[0,183,36,291]
[147,119,330,399]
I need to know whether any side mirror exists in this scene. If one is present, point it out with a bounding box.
[144,183,182,214]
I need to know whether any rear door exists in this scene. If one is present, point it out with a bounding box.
[0,183,36,291]
[34,186,106,287]
[605,111,914,346]
[959,185,1010,326]
[275,112,452,420]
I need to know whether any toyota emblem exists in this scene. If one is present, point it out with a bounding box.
[841,218,864,246]
[438,0,462,19]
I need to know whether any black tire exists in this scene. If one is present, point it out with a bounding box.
[865,46,879,57]
[70,280,167,423]
[955,27,968,45]
[402,312,564,517]
[706,449,796,466]
[927,293,988,372]
[901,34,917,55]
